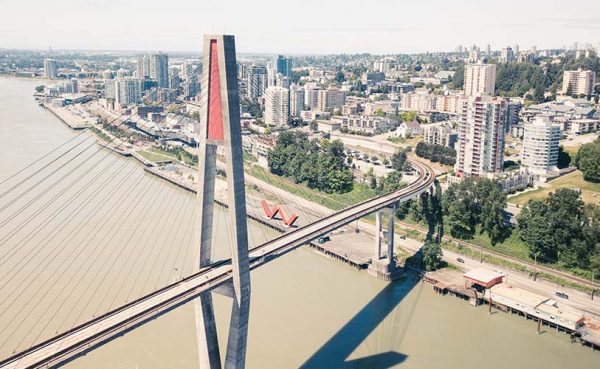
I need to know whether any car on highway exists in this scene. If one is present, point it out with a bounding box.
[318,236,331,244]
[555,291,569,299]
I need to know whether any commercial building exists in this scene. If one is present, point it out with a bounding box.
[464,63,496,97]
[561,69,596,96]
[522,116,561,176]
[115,78,142,107]
[44,59,58,79]
[264,86,289,126]
[247,65,268,100]
[274,55,292,79]
[455,96,507,177]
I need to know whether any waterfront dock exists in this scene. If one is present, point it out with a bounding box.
[308,230,373,269]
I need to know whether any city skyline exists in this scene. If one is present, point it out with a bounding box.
[1,0,599,54]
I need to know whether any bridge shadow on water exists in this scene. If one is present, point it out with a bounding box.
[299,274,421,369]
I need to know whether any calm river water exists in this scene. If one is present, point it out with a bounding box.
[0,77,597,369]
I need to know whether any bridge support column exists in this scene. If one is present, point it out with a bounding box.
[368,205,403,281]
[194,34,250,369]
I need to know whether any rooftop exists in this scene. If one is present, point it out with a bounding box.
[489,284,547,307]
[463,268,503,284]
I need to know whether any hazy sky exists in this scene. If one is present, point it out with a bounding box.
[1,0,599,54]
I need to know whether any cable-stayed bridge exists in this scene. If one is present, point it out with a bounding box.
[0,35,435,369]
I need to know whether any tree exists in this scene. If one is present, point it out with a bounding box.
[267,131,353,194]
[517,189,587,266]
[477,179,507,244]
[557,146,571,169]
[391,148,408,171]
[380,170,404,194]
[576,138,600,182]
[517,200,557,261]
[422,241,443,271]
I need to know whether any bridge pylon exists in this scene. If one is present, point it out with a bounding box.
[368,205,403,281]
[193,34,250,369]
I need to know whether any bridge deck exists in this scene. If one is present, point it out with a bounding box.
[0,160,435,369]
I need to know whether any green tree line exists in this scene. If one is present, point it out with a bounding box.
[267,131,354,193]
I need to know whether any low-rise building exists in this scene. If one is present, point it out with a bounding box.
[397,120,422,138]
[463,268,504,289]
[315,120,341,133]
[300,110,330,122]
[423,122,458,148]
[332,115,397,134]
[565,119,600,135]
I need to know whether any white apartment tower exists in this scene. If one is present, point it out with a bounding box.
[464,63,496,97]
[522,116,561,175]
[455,96,507,177]
[264,86,290,126]
[289,85,305,116]
[561,69,596,96]
[44,59,58,79]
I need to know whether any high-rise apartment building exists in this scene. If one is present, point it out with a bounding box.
[149,53,169,88]
[274,55,292,79]
[44,59,58,79]
[264,86,289,126]
[522,116,561,175]
[317,89,346,111]
[304,87,319,109]
[115,78,142,106]
[500,47,515,63]
[247,65,268,100]
[455,96,507,177]
[561,69,596,96]
[464,63,496,96]
[289,85,305,116]
[136,55,151,78]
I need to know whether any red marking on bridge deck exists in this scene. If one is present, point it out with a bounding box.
[261,200,277,218]
[207,39,224,141]
[278,207,299,227]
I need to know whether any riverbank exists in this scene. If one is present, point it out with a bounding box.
[424,268,600,351]
[41,102,93,130]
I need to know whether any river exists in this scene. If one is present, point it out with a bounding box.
[0,77,597,369]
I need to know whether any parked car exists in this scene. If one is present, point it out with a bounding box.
[555,291,569,299]
[318,236,331,244]
[456,258,465,263]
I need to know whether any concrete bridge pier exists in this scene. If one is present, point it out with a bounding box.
[368,205,403,281]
